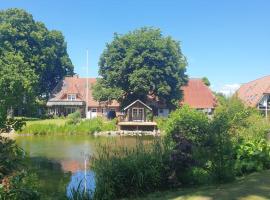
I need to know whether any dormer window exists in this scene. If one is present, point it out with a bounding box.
[67,94,76,101]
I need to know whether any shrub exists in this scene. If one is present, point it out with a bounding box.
[66,111,82,125]
[0,137,40,199]
[235,139,270,175]
[0,118,26,133]
[208,113,236,183]
[0,136,24,179]
[164,106,210,184]
[165,105,209,145]
[185,167,211,185]
[0,171,40,200]
[91,139,170,200]
[154,116,168,133]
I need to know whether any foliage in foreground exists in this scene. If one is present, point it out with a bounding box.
[91,139,170,200]
[18,117,117,135]
[0,136,40,199]
[88,98,270,199]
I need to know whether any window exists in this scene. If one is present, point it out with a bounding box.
[67,94,76,101]
[132,108,144,121]
[159,109,164,114]
[66,107,77,115]
[101,108,107,114]
[91,108,97,112]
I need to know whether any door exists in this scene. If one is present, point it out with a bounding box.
[90,108,97,118]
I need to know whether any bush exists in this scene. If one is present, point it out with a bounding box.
[91,139,170,200]
[207,97,270,182]
[163,106,210,185]
[235,139,270,175]
[0,118,26,133]
[0,137,40,199]
[0,171,40,200]
[0,136,24,179]
[165,105,209,145]
[154,116,168,133]
[66,111,82,125]
[208,112,236,183]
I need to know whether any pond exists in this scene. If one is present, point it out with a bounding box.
[15,134,153,199]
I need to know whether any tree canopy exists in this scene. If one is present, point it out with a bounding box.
[202,77,211,86]
[0,8,74,99]
[0,52,38,127]
[0,8,73,125]
[93,27,187,108]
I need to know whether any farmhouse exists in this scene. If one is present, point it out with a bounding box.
[46,76,120,118]
[237,75,270,116]
[180,78,217,115]
[47,76,217,121]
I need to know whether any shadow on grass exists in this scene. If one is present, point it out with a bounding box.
[134,170,270,200]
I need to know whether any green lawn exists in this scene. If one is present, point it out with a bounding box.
[134,170,270,200]
[24,118,67,126]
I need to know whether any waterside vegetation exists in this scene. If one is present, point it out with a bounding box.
[88,97,270,200]
[18,115,117,135]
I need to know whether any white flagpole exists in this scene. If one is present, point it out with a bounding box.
[86,50,89,118]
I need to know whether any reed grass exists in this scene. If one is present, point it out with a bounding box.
[18,117,117,135]
[91,138,170,200]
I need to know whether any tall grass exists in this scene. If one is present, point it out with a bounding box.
[68,181,93,200]
[91,138,171,200]
[18,117,117,135]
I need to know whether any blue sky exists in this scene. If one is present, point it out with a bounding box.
[1,0,270,93]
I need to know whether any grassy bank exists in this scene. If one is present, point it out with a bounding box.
[18,117,117,135]
[134,170,270,200]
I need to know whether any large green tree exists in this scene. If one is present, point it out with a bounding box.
[0,8,73,99]
[93,27,187,109]
[0,52,38,128]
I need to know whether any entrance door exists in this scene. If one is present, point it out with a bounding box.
[90,108,97,118]
[132,108,144,121]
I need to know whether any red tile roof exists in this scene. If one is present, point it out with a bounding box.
[180,79,217,109]
[48,77,119,107]
[236,75,270,107]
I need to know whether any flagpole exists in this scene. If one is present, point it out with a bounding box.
[86,50,89,118]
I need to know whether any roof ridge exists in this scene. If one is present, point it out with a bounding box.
[241,75,270,86]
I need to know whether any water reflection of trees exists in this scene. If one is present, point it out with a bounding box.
[28,157,71,200]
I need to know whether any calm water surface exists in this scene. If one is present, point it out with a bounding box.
[15,134,153,199]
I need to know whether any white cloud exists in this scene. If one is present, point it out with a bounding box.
[218,83,241,97]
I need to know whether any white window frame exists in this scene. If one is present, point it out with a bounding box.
[132,107,144,122]
[67,94,76,101]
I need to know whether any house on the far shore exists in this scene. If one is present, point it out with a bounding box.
[236,75,270,117]
[47,76,217,130]
[46,76,120,118]
[180,78,217,115]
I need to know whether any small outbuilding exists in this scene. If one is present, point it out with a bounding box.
[118,100,157,131]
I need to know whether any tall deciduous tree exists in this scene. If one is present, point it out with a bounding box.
[0,8,74,99]
[93,27,187,109]
[202,77,211,86]
[0,52,37,129]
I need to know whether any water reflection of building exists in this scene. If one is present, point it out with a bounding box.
[60,160,82,173]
